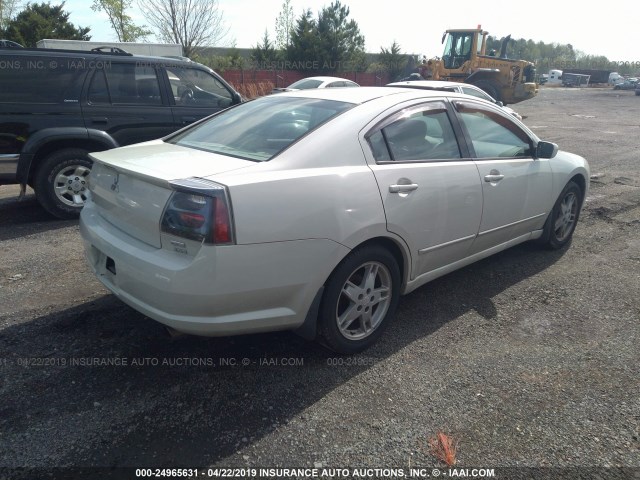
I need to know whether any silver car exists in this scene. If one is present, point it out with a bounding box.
[387,80,523,120]
[80,87,589,354]
[272,76,360,93]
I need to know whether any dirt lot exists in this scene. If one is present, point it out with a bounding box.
[1,87,639,478]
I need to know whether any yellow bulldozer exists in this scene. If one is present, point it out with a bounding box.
[423,26,538,104]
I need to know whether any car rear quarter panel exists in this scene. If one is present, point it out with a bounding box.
[215,110,392,249]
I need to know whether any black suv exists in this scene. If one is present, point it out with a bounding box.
[0,47,242,218]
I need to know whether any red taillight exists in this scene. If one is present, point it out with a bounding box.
[161,178,235,245]
[178,211,206,228]
[213,197,232,243]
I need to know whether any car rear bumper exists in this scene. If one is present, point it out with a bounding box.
[80,203,349,336]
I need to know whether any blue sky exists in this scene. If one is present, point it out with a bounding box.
[62,0,638,62]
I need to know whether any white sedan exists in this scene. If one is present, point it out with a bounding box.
[387,80,523,120]
[272,76,360,93]
[80,87,589,354]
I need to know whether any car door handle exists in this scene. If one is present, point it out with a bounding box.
[389,183,419,193]
[91,117,108,124]
[484,174,505,182]
[182,117,197,125]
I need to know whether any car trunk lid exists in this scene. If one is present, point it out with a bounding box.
[88,140,253,248]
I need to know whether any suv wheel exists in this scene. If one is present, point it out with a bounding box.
[34,148,92,219]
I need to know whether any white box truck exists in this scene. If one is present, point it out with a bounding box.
[36,39,183,58]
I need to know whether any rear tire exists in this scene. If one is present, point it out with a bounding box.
[538,181,583,250]
[34,148,92,219]
[318,245,401,354]
[473,80,501,102]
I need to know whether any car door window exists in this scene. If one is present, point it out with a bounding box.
[454,101,532,158]
[166,67,233,107]
[367,104,461,162]
[327,81,344,88]
[87,69,109,104]
[101,64,162,105]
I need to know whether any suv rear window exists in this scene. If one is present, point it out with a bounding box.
[167,96,353,161]
[0,56,84,104]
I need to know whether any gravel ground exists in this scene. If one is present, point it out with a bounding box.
[0,87,639,479]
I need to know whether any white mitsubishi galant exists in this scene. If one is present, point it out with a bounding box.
[80,87,589,354]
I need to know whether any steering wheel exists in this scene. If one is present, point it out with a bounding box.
[180,87,195,105]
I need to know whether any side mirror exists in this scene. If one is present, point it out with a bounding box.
[496,100,504,107]
[536,140,558,159]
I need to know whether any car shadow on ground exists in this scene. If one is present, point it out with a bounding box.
[0,242,568,469]
[0,192,75,241]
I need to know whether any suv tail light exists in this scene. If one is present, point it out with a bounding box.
[161,178,235,245]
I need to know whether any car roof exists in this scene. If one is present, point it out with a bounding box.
[0,46,194,65]
[301,76,357,82]
[387,80,463,89]
[274,86,459,104]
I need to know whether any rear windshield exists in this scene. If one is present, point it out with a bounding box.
[167,96,353,161]
[287,79,323,89]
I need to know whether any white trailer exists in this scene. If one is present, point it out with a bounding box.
[36,39,183,57]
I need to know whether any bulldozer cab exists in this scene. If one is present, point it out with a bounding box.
[441,29,487,70]
[429,27,537,105]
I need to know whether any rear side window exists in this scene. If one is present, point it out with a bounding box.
[0,56,84,104]
[367,103,462,162]
[168,96,353,161]
[88,63,162,105]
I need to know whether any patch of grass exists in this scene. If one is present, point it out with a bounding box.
[231,81,275,99]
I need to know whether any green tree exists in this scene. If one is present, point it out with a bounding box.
[286,9,319,68]
[316,1,364,71]
[485,35,580,72]
[91,0,151,42]
[251,29,277,67]
[287,1,365,72]
[200,48,244,72]
[4,2,90,47]
[379,40,406,81]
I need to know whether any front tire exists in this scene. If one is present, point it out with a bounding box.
[34,149,92,219]
[538,181,583,249]
[318,245,401,354]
